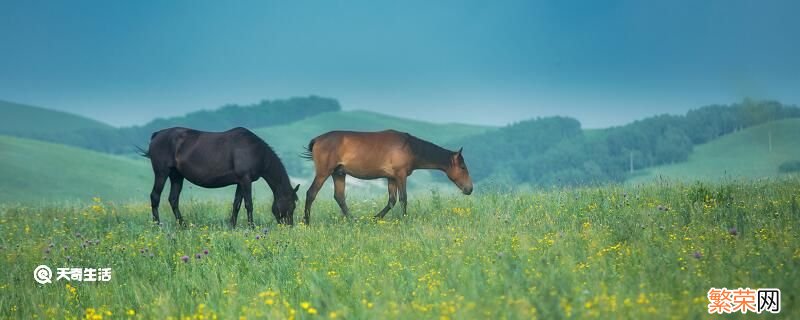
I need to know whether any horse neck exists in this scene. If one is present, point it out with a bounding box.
[410,138,452,171]
[263,161,292,196]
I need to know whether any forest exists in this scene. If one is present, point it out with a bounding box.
[452,99,800,186]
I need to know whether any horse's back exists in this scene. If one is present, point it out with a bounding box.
[150,127,262,152]
[309,130,413,177]
[314,129,407,144]
[148,127,272,187]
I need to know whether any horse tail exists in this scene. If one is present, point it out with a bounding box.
[135,145,150,158]
[300,138,315,160]
[135,130,161,158]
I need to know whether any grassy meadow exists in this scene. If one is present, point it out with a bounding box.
[1,178,798,319]
[0,135,151,203]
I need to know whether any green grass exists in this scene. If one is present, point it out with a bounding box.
[0,100,113,137]
[630,119,800,184]
[1,179,798,319]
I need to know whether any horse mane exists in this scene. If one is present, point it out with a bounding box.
[404,133,452,168]
[261,140,294,195]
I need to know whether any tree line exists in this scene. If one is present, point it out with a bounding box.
[33,96,341,153]
[450,99,800,186]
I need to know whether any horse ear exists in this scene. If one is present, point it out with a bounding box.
[293,184,300,193]
[457,147,463,154]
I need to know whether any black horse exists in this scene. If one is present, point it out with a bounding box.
[142,127,299,226]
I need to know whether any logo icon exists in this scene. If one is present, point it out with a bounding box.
[757,289,780,314]
[34,265,52,284]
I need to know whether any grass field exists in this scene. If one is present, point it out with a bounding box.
[630,118,800,183]
[0,135,152,203]
[1,178,797,319]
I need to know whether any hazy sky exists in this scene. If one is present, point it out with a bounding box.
[1,0,798,128]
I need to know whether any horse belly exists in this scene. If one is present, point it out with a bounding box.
[176,161,240,188]
[339,150,406,180]
[340,163,394,180]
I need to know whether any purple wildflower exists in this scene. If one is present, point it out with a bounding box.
[181,255,189,263]
[203,249,209,255]
[728,227,738,236]
[693,251,702,259]
[195,253,202,260]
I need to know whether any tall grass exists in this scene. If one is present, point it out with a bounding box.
[1,179,798,319]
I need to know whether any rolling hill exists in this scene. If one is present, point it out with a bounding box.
[0,97,343,153]
[0,100,114,137]
[629,118,800,183]
[0,110,492,204]
[0,135,151,203]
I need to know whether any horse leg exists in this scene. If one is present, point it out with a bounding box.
[167,173,185,226]
[150,173,168,224]
[375,178,398,218]
[241,181,255,228]
[304,174,329,225]
[332,173,351,219]
[397,176,408,216]
[229,185,243,228]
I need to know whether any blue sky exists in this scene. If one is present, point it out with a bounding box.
[1,0,798,128]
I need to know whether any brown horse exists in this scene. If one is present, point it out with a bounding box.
[301,130,473,224]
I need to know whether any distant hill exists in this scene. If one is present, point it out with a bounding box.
[0,100,119,147]
[0,100,113,134]
[446,100,800,187]
[118,96,341,152]
[0,96,342,153]
[628,118,800,183]
[3,97,798,195]
[0,103,492,203]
